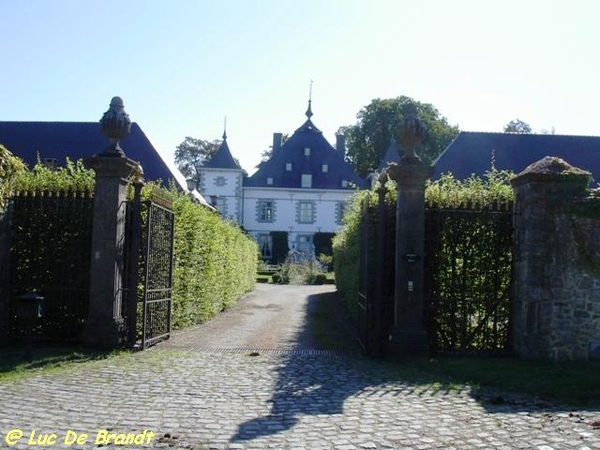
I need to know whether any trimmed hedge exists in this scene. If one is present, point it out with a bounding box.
[333,169,514,317]
[10,159,258,330]
[171,193,258,328]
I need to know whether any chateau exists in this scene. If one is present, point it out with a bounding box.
[198,101,366,262]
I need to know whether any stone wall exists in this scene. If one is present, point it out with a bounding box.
[512,156,600,360]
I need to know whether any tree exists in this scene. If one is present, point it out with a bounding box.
[339,96,459,177]
[503,119,532,134]
[174,137,221,181]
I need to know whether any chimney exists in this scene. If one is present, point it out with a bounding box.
[272,132,283,154]
[336,134,346,156]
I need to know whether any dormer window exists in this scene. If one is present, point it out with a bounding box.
[322,164,328,173]
[286,162,292,171]
[301,174,312,188]
[266,177,273,185]
[304,147,311,156]
[341,180,348,188]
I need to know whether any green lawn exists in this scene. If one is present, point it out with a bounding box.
[385,356,600,407]
[0,342,124,382]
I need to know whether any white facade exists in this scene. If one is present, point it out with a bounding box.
[198,167,244,223]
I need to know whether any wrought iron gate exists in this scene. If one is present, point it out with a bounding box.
[357,189,395,357]
[424,206,514,354]
[125,188,175,349]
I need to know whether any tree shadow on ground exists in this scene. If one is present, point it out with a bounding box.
[231,289,600,443]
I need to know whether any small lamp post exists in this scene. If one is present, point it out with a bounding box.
[185,178,197,192]
[15,290,44,361]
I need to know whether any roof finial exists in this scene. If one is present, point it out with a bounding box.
[223,116,227,140]
[305,80,313,119]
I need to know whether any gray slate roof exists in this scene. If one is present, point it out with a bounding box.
[433,131,600,183]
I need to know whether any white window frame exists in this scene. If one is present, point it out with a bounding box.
[258,200,274,222]
[286,162,292,171]
[298,201,314,223]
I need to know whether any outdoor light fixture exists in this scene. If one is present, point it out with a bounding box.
[15,290,45,361]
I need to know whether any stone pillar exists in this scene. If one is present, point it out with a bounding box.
[82,156,136,347]
[82,96,136,348]
[511,156,592,359]
[387,103,433,356]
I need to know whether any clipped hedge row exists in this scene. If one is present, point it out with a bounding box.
[171,193,258,328]
[9,158,258,330]
[333,169,514,316]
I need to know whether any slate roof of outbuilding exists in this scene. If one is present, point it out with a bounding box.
[245,106,366,189]
[376,136,401,172]
[0,121,178,187]
[203,133,243,170]
[433,131,600,183]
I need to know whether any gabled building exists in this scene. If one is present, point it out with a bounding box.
[199,101,367,261]
[434,131,600,183]
[0,121,214,207]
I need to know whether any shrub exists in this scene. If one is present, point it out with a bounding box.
[0,145,27,208]
[277,256,326,285]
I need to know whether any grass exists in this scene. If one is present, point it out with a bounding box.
[390,356,600,407]
[308,291,600,408]
[0,341,126,382]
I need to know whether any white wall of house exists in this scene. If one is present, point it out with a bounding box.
[243,186,354,252]
[198,168,244,222]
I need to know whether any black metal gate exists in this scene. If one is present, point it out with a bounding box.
[357,188,395,357]
[124,187,175,349]
[424,205,514,354]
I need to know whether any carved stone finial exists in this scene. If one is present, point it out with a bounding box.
[132,162,144,184]
[100,96,131,157]
[395,102,426,164]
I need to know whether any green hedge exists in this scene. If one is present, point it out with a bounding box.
[333,169,514,316]
[10,159,258,330]
[171,193,258,328]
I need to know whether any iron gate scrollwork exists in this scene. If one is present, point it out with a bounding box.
[125,190,175,349]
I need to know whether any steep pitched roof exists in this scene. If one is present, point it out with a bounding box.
[203,134,242,170]
[245,105,366,189]
[376,136,401,172]
[433,131,600,183]
[0,121,178,187]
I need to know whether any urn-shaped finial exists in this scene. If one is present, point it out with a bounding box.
[100,96,131,157]
[395,102,426,164]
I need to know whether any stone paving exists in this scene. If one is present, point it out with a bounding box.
[0,347,599,450]
[0,284,599,449]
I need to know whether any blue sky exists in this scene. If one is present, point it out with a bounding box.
[1,0,599,175]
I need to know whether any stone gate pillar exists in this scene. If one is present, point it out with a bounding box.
[82,97,138,348]
[387,103,433,356]
[511,156,594,359]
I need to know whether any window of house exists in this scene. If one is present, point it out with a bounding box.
[304,147,311,156]
[267,177,273,185]
[336,202,347,225]
[214,197,227,214]
[257,200,275,222]
[286,162,292,171]
[322,164,328,173]
[214,176,226,187]
[341,180,348,188]
[301,174,312,188]
[257,234,273,259]
[298,201,314,223]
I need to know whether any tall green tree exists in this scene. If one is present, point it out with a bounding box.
[339,96,459,177]
[503,119,532,134]
[174,137,221,181]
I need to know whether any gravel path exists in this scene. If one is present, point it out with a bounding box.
[162,284,357,352]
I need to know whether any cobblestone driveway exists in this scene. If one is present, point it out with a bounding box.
[0,285,599,449]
